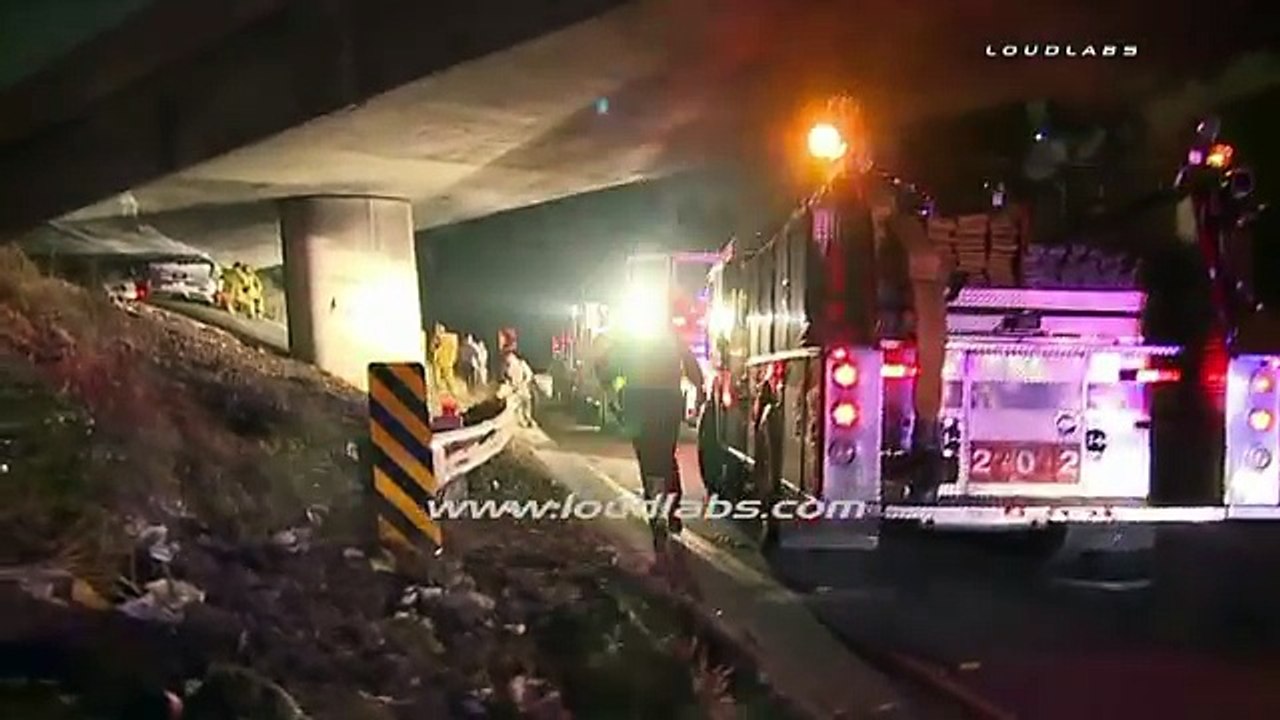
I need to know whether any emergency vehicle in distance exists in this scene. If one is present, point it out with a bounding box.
[562,251,718,428]
[695,114,1278,549]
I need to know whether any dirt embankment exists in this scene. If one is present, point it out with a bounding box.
[0,248,790,720]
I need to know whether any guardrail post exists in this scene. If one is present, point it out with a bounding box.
[436,441,468,502]
[367,362,441,553]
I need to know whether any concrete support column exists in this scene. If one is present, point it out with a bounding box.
[280,195,423,390]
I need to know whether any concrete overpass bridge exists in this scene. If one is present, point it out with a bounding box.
[1,0,1274,387]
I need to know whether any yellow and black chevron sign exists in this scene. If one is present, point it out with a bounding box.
[367,362,441,549]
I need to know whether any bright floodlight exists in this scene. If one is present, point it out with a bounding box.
[616,284,665,338]
[808,122,847,161]
[708,302,734,338]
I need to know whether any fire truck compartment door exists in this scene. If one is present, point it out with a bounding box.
[963,351,1087,443]
[1081,381,1151,498]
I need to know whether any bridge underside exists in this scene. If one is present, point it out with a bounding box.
[62,2,713,231]
[4,0,1275,388]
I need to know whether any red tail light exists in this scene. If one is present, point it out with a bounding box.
[135,280,150,300]
[832,361,859,387]
[1203,334,1229,410]
[879,339,918,380]
[831,402,859,428]
[881,363,918,379]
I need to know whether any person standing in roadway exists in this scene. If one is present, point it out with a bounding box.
[593,299,704,543]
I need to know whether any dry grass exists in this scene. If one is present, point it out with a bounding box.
[454,447,746,719]
[0,247,365,579]
[0,248,783,719]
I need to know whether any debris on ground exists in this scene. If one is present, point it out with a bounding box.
[116,578,206,624]
[0,248,795,719]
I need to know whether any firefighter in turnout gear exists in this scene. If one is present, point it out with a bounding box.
[219,262,264,318]
[244,265,265,319]
[593,298,704,544]
[218,264,241,314]
[231,263,253,316]
[870,181,954,502]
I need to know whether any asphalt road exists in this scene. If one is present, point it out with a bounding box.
[539,407,1280,720]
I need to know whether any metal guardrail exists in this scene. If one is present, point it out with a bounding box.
[429,390,519,495]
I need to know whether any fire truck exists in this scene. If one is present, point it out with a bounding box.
[565,251,718,428]
[695,116,1275,550]
[560,301,614,426]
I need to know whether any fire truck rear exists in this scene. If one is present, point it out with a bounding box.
[696,113,1278,550]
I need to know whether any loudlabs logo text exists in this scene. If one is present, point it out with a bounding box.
[986,43,1139,59]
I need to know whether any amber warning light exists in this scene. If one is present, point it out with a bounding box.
[807,122,848,161]
[1206,143,1234,169]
